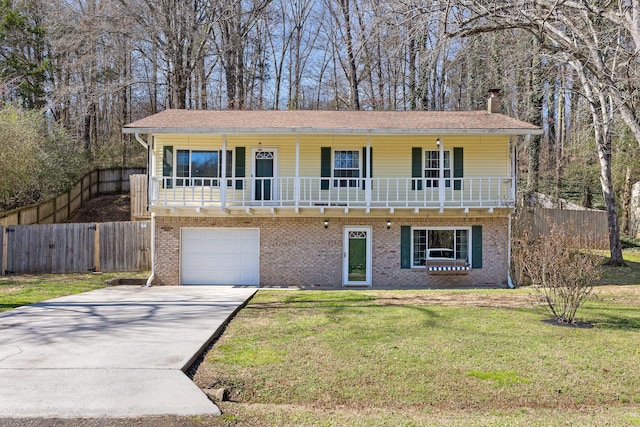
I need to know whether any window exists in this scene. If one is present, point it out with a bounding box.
[333,150,360,187]
[175,149,232,186]
[412,228,469,267]
[424,150,451,187]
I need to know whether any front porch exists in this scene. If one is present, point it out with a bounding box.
[150,176,515,212]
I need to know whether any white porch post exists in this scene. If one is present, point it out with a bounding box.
[365,136,371,207]
[295,135,300,211]
[438,138,444,209]
[221,135,227,208]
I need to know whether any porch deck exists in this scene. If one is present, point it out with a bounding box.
[149,176,515,211]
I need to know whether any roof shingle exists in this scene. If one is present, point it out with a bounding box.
[123,109,542,135]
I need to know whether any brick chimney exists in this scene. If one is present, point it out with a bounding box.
[487,89,501,114]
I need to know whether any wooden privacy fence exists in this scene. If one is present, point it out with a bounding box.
[0,167,146,226]
[1,221,151,275]
[129,174,150,220]
[516,207,609,249]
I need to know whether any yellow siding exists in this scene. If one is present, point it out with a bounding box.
[153,134,224,177]
[464,135,510,177]
[298,134,367,176]
[368,134,509,178]
[152,133,510,179]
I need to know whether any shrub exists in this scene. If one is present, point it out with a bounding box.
[513,221,604,324]
[0,103,88,210]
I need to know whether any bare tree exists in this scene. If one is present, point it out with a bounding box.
[266,0,317,109]
[322,0,361,109]
[449,0,638,265]
[215,0,272,109]
[120,0,215,110]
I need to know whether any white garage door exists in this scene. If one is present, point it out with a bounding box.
[181,228,260,285]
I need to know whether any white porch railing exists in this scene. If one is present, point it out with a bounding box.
[150,176,515,210]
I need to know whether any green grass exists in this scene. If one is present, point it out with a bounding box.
[600,247,640,285]
[466,369,531,385]
[0,272,148,312]
[194,286,640,426]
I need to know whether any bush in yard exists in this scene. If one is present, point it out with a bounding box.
[513,220,604,324]
[0,103,88,210]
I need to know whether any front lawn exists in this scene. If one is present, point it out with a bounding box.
[194,286,640,426]
[0,272,148,312]
[601,247,640,285]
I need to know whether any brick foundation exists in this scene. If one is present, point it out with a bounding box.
[153,215,509,288]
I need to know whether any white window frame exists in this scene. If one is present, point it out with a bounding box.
[250,147,279,202]
[332,149,361,188]
[174,148,233,187]
[343,226,372,286]
[424,149,451,188]
[410,226,471,268]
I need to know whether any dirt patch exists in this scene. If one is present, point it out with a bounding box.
[66,194,131,223]
[0,416,217,427]
[371,290,538,309]
[541,318,593,328]
[592,284,640,305]
[370,285,640,309]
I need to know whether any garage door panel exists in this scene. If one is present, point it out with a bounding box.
[181,228,259,285]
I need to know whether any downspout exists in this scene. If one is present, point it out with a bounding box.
[134,132,148,149]
[507,135,515,289]
[438,138,444,211]
[507,213,514,288]
[135,133,155,287]
[145,212,155,287]
[295,135,300,213]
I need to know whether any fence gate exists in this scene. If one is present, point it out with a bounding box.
[5,223,95,274]
[98,222,151,273]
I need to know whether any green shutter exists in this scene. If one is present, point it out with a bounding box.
[235,147,245,190]
[162,145,173,189]
[225,150,233,187]
[362,147,366,190]
[411,147,422,191]
[472,225,482,269]
[321,147,331,190]
[226,150,233,178]
[401,226,411,269]
[361,147,372,190]
[453,147,463,191]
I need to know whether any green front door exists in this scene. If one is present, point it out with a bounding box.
[343,227,372,286]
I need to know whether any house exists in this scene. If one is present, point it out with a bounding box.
[123,93,541,288]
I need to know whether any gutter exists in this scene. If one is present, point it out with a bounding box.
[123,127,544,137]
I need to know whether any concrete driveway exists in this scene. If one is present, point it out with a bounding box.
[0,285,257,418]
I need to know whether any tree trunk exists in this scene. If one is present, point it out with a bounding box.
[599,139,625,266]
[573,61,625,265]
[338,0,360,110]
[408,37,417,110]
[151,41,158,114]
[621,166,632,235]
[527,135,540,194]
